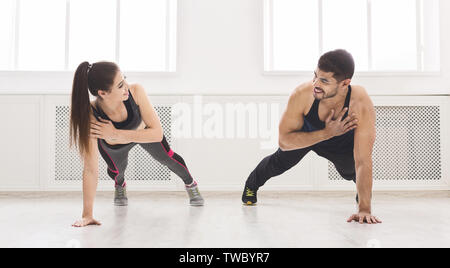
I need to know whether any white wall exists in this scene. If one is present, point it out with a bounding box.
[0,0,449,95]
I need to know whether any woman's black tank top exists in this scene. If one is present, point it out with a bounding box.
[91,90,142,130]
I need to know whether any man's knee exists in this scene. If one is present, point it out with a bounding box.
[337,168,356,182]
[343,175,356,182]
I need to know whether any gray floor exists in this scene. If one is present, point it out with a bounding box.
[0,191,449,248]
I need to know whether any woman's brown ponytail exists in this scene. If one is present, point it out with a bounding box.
[70,61,119,155]
[70,61,92,155]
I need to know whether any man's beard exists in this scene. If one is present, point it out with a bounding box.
[314,85,339,100]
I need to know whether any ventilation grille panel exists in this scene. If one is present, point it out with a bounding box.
[329,106,441,181]
[55,105,172,182]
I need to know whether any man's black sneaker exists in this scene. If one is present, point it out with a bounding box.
[242,185,258,205]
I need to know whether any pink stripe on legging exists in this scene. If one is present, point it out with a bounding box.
[108,167,119,174]
[160,142,193,180]
[99,141,124,187]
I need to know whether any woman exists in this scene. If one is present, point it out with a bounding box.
[70,61,204,227]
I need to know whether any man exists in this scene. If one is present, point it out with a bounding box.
[242,49,381,224]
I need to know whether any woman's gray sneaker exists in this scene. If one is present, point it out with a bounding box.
[114,185,128,206]
[185,182,204,206]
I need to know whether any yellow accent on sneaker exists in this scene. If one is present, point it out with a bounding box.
[246,188,255,197]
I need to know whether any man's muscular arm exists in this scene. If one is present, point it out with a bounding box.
[278,87,332,151]
[347,88,382,224]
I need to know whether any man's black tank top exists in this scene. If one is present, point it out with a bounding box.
[91,89,142,130]
[302,85,354,153]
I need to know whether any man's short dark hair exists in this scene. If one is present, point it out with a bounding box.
[318,49,355,82]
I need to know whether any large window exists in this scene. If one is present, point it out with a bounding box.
[0,0,177,72]
[264,0,440,73]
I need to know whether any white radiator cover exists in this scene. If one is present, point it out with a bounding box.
[329,106,442,182]
[51,96,447,191]
[55,105,173,183]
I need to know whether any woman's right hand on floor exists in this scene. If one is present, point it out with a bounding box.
[72,217,102,227]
